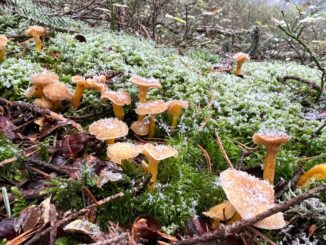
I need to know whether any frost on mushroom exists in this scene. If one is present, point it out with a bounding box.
[233,52,250,76]
[89,118,128,144]
[101,90,131,120]
[167,100,189,130]
[220,168,286,230]
[107,142,143,164]
[135,101,168,138]
[142,143,178,187]
[130,75,162,103]
[25,26,46,51]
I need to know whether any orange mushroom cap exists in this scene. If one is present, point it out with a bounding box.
[107,142,143,164]
[43,82,73,101]
[71,75,86,84]
[130,76,162,89]
[233,52,250,63]
[253,132,290,148]
[220,168,286,230]
[93,75,106,83]
[135,101,168,116]
[101,90,131,106]
[143,143,178,161]
[167,100,189,113]
[31,70,59,87]
[89,118,128,141]
[131,121,149,136]
[203,201,236,221]
[25,26,46,37]
[0,35,8,49]
[34,98,53,109]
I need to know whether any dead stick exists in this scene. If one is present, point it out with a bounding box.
[175,184,326,245]
[25,192,124,245]
[275,168,305,199]
[29,159,70,176]
[280,75,321,90]
[215,131,233,168]
[88,232,129,245]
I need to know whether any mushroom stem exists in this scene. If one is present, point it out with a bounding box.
[263,148,278,184]
[107,139,115,144]
[34,35,42,51]
[171,112,181,130]
[51,101,60,111]
[148,115,156,138]
[112,104,124,120]
[0,49,5,62]
[138,86,148,103]
[235,61,244,76]
[72,86,85,110]
[138,115,145,121]
[147,156,160,185]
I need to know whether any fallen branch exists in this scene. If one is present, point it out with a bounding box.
[280,75,321,91]
[275,168,305,199]
[25,192,124,245]
[175,184,326,245]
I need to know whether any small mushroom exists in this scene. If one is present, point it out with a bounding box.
[131,76,162,103]
[72,76,107,110]
[27,70,59,98]
[25,26,46,51]
[0,35,8,62]
[107,142,143,164]
[42,82,73,110]
[142,143,178,186]
[203,201,236,228]
[135,101,168,138]
[297,164,326,187]
[167,100,189,130]
[233,52,250,76]
[253,132,290,184]
[131,120,149,136]
[89,118,128,144]
[220,168,286,230]
[101,90,131,120]
[33,98,53,110]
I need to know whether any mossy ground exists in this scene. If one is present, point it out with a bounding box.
[0,10,325,242]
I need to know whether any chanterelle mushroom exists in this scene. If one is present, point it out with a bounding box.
[167,100,188,130]
[130,76,162,103]
[89,118,128,144]
[297,164,326,187]
[25,26,46,51]
[253,132,290,184]
[135,101,168,138]
[131,120,149,136]
[233,52,250,76]
[142,143,178,186]
[101,90,131,120]
[107,142,143,164]
[0,35,8,62]
[42,82,73,110]
[72,76,107,110]
[26,70,59,98]
[220,168,286,230]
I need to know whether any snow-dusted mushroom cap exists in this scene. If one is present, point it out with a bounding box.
[25,85,42,97]
[31,71,59,87]
[135,101,168,116]
[107,142,143,164]
[0,35,8,49]
[233,52,250,63]
[131,76,162,88]
[220,168,286,230]
[143,143,178,161]
[253,132,290,146]
[25,26,46,36]
[131,121,149,136]
[89,118,128,141]
[93,75,106,83]
[43,82,73,101]
[34,98,52,109]
[203,201,236,221]
[167,100,189,113]
[101,90,131,106]
[71,75,85,84]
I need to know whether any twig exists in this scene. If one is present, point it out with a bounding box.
[246,226,277,245]
[175,184,326,244]
[215,131,233,168]
[25,192,124,245]
[28,159,70,176]
[197,144,212,171]
[275,168,304,199]
[280,75,321,91]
